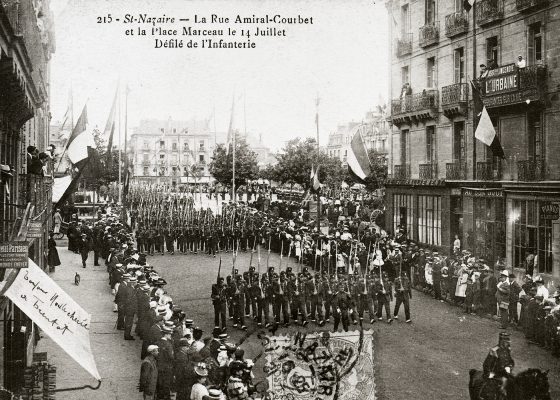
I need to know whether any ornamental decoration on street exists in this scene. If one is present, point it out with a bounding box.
[261,330,376,400]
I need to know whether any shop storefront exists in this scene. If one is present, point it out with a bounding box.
[462,188,506,263]
[505,186,560,284]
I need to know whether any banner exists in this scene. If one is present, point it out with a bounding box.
[262,329,376,400]
[5,259,101,381]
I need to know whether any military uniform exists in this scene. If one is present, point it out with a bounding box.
[211,279,228,330]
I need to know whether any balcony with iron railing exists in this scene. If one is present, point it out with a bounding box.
[441,83,468,117]
[419,163,438,179]
[517,159,544,181]
[18,174,53,222]
[396,33,412,57]
[391,89,439,126]
[446,161,468,180]
[445,11,468,37]
[419,22,439,48]
[476,0,503,26]
[393,164,411,179]
[516,0,549,12]
[476,161,501,181]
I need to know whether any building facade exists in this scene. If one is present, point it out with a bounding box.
[129,118,225,186]
[0,0,55,392]
[385,0,560,287]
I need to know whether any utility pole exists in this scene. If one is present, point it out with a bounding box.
[315,95,321,234]
[472,3,477,180]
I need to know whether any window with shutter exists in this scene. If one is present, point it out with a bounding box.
[427,57,436,88]
[454,48,464,83]
[528,22,542,65]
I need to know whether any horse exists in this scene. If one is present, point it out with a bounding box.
[469,368,551,400]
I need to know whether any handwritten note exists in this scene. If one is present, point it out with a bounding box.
[5,259,101,380]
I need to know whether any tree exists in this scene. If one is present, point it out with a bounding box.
[271,137,348,189]
[209,136,259,188]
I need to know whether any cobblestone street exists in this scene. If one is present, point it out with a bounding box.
[37,245,560,399]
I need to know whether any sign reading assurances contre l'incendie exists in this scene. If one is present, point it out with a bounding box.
[485,64,518,95]
[0,242,29,269]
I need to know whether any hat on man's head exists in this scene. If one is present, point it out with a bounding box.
[194,362,209,377]
[147,345,159,354]
[162,326,173,334]
[212,327,222,337]
[500,270,509,277]
[218,333,229,341]
[206,389,223,400]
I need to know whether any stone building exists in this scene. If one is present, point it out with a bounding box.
[129,118,225,186]
[385,0,560,285]
[0,0,56,391]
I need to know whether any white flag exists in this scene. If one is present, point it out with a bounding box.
[5,259,101,381]
[475,106,496,146]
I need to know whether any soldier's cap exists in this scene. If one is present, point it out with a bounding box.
[142,284,151,291]
[212,327,222,336]
[164,321,175,328]
[193,326,203,332]
[157,306,167,315]
[162,326,173,334]
[218,344,227,352]
[185,319,194,326]
[122,273,131,279]
[225,342,237,352]
[116,263,123,267]
[172,306,183,313]
[138,279,147,285]
[178,337,190,346]
[499,332,510,340]
[534,276,545,284]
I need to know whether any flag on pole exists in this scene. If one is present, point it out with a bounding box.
[310,165,315,183]
[104,86,118,156]
[226,95,235,155]
[347,128,372,183]
[464,0,475,12]
[67,105,94,164]
[312,165,321,192]
[471,81,505,159]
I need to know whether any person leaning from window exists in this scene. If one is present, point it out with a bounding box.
[479,64,489,79]
[516,55,526,69]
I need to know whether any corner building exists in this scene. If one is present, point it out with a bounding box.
[385,0,560,287]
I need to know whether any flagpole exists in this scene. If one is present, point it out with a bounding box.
[56,87,73,172]
[232,129,236,205]
[472,1,477,180]
[315,96,321,234]
[118,82,122,204]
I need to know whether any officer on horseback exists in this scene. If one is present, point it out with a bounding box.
[482,332,515,398]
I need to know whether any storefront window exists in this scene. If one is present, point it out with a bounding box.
[418,195,441,246]
[512,200,553,274]
[473,197,505,263]
[393,194,414,239]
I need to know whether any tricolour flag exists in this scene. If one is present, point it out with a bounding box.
[347,128,372,183]
[312,165,321,192]
[67,105,95,164]
[471,81,505,159]
[104,86,118,156]
[464,0,475,12]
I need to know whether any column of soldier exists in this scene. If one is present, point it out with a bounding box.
[96,212,258,400]
[125,187,413,334]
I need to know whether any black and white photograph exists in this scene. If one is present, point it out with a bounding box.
[0,0,559,399]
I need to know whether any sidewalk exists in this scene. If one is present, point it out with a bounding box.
[35,244,142,400]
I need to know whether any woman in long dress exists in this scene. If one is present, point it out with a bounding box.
[47,232,61,272]
[455,264,469,304]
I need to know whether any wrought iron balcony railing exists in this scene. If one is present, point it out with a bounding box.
[445,11,468,37]
[476,0,503,26]
[517,159,544,181]
[397,33,413,57]
[446,162,467,180]
[476,161,501,181]
[419,22,439,48]
[516,0,549,12]
[393,164,411,179]
[419,163,438,179]
[441,83,468,106]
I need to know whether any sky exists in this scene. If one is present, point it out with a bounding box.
[49,0,389,150]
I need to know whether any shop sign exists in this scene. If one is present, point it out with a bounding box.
[540,203,559,221]
[26,221,43,239]
[485,64,518,96]
[0,242,29,269]
[463,188,503,198]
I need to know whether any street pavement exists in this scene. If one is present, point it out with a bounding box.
[37,245,560,399]
[36,242,142,400]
